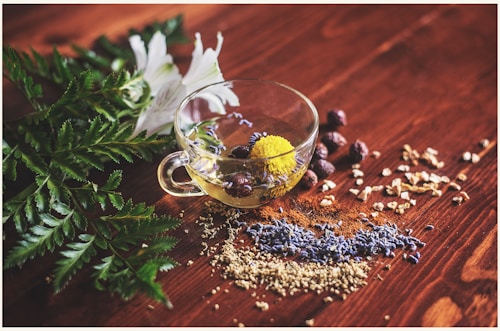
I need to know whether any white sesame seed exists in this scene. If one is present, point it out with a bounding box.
[381,168,392,176]
[349,188,360,195]
[352,169,364,178]
[462,151,472,161]
[397,164,410,172]
[320,198,333,207]
[323,179,337,190]
[479,139,490,148]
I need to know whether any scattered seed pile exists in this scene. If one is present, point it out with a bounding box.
[213,221,371,297]
[197,200,372,298]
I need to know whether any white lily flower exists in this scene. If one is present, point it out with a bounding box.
[129,31,181,97]
[130,31,239,136]
[183,32,239,112]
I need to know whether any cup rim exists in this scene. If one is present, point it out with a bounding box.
[174,79,319,162]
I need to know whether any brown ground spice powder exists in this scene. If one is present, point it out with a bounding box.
[249,193,388,238]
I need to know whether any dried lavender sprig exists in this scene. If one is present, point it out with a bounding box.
[245,219,426,264]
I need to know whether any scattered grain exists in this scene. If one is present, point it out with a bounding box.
[186,260,194,266]
[255,301,269,311]
[352,169,364,178]
[479,139,490,148]
[320,198,333,207]
[349,188,360,196]
[462,151,472,161]
[386,201,398,210]
[372,151,381,159]
[471,153,480,163]
[323,296,334,303]
[456,173,467,181]
[381,168,392,177]
[357,187,372,202]
[305,319,315,327]
[397,164,410,172]
[449,182,461,191]
[355,178,364,186]
[147,304,155,311]
[213,304,220,311]
[372,202,384,212]
[460,191,470,201]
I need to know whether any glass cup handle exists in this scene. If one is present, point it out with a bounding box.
[157,151,206,197]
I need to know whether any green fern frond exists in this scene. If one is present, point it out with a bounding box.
[3,14,188,308]
[53,234,97,292]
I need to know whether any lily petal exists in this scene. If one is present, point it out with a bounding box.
[133,76,187,136]
[129,35,147,71]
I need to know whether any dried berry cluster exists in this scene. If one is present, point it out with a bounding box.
[300,108,369,189]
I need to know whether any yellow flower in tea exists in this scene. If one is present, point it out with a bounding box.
[250,135,296,176]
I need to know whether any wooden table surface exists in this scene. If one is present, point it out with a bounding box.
[3,4,497,327]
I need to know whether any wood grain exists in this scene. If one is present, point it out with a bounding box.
[3,4,497,327]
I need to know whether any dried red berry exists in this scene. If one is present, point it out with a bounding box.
[349,139,369,163]
[228,145,250,158]
[310,159,335,179]
[321,132,347,154]
[326,109,347,130]
[300,169,318,188]
[312,142,329,161]
[224,173,253,198]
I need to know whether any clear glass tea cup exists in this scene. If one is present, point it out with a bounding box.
[157,79,319,208]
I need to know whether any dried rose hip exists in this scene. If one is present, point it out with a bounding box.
[229,145,250,159]
[312,142,329,161]
[310,159,335,179]
[300,169,318,188]
[349,139,369,163]
[224,173,253,198]
[326,109,347,130]
[321,131,347,154]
